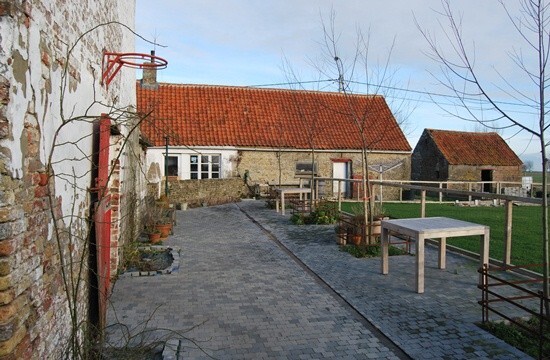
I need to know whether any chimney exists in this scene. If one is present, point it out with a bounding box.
[140,50,158,89]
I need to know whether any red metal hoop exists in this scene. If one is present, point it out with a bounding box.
[102,51,168,88]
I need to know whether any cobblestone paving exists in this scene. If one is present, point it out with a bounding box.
[107,202,405,359]
[107,201,533,359]
[238,200,532,359]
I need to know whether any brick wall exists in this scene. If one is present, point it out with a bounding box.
[0,1,137,358]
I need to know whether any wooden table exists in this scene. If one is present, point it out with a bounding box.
[275,188,312,215]
[380,217,490,293]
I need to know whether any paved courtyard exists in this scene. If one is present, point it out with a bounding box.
[107,200,532,359]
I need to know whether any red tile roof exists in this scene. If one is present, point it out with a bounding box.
[426,129,522,166]
[137,83,411,152]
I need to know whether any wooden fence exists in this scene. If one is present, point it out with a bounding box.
[310,177,543,268]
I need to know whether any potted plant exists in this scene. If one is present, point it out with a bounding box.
[155,208,174,239]
[142,198,174,242]
[350,214,364,246]
[147,229,162,244]
[334,225,347,245]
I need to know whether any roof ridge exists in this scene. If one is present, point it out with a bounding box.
[428,128,499,136]
[140,81,383,98]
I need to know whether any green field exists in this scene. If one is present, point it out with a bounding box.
[341,202,545,269]
[524,171,543,183]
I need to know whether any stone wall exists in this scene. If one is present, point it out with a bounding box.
[0,1,138,358]
[411,132,449,181]
[238,149,411,200]
[164,178,251,207]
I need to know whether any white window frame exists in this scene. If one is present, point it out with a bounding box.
[190,154,221,179]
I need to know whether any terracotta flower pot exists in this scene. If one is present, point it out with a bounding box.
[148,232,162,244]
[155,223,172,238]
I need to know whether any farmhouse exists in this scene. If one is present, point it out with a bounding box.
[138,80,411,202]
[411,129,523,191]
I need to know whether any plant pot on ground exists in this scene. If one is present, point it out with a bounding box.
[334,225,348,245]
[155,222,172,239]
[142,198,174,241]
[147,229,162,244]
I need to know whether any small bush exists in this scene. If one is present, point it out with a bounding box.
[290,213,306,225]
[480,317,550,359]
[290,201,339,225]
[341,244,407,258]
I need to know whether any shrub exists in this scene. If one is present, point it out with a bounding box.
[290,201,339,225]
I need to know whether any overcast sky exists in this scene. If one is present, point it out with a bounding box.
[135,0,545,170]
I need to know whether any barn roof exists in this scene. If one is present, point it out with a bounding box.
[137,83,411,152]
[426,129,522,166]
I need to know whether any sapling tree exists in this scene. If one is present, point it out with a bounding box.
[416,0,550,313]
[317,12,409,244]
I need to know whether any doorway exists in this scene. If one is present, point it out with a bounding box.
[481,169,493,193]
[332,160,351,198]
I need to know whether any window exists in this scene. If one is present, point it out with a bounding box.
[295,162,317,177]
[190,154,220,179]
[166,156,178,177]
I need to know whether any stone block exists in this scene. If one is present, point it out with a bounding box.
[0,326,26,357]
[0,289,14,305]
[0,208,22,223]
[0,221,25,240]
[0,259,10,277]
[0,240,15,257]
[0,317,17,341]
[0,295,25,323]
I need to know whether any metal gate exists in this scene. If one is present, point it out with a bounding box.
[93,114,112,330]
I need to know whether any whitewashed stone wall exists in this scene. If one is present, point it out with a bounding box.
[0,0,139,358]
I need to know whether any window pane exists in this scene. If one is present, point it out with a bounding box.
[212,155,220,164]
[201,172,208,178]
[201,164,209,172]
[201,155,208,163]
[212,172,219,179]
[166,156,178,176]
[191,164,198,172]
[190,155,198,164]
[190,173,198,180]
[212,164,219,172]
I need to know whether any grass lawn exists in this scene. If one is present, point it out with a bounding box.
[524,171,543,183]
[341,202,545,270]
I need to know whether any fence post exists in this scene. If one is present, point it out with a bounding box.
[421,190,426,218]
[439,182,443,203]
[315,179,319,201]
[503,200,513,266]
[468,183,472,204]
[337,180,342,211]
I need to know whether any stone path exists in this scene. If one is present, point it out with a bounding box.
[107,200,532,359]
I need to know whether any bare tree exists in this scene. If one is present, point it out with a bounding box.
[319,12,404,245]
[281,57,325,208]
[416,0,550,313]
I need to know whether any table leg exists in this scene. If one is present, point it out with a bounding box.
[276,196,280,213]
[416,235,425,294]
[281,192,286,215]
[479,229,490,286]
[381,227,389,275]
[438,237,446,269]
